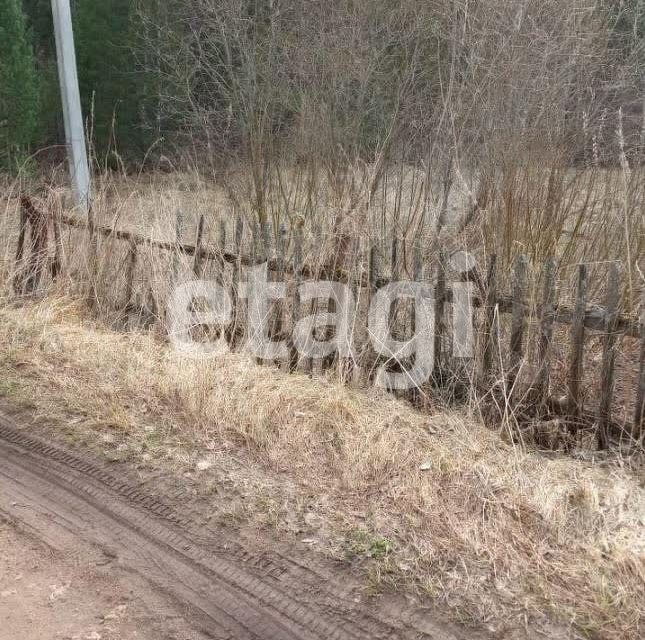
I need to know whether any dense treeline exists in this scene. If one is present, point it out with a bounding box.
[1,0,163,169]
[1,0,40,169]
[0,1,643,172]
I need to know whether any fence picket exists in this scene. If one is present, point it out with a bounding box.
[433,248,447,378]
[568,264,587,416]
[170,210,184,288]
[508,255,528,393]
[388,237,404,352]
[217,219,227,277]
[337,236,359,382]
[250,221,266,365]
[272,224,287,362]
[12,206,28,294]
[289,225,303,372]
[634,287,645,440]
[480,254,498,386]
[536,258,557,404]
[598,264,621,448]
[410,242,424,403]
[51,210,63,280]
[368,244,378,308]
[229,216,244,347]
[87,205,98,305]
[123,240,137,310]
[364,243,380,384]
[193,214,205,277]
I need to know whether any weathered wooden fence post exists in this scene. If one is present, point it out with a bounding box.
[123,240,138,310]
[12,204,28,294]
[480,254,498,387]
[229,216,244,347]
[410,241,424,403]
[23,196,50,294]
[289,223,303,372]
[170,210,184,289]
[273,223,287,336]
[14,196,61,294]
[192,214,205,278]
[598,263,621,448]
[363,243,380,384]
[633,286,644,441]
[272,223,287,366]
[536,258,557,406]
[433,248,447,380]
[389,236,400,338]
[218,219,227,281]
[249,220,263,364]
[508,255,528,395]
[50,207,64,281]
[340,235,360,382]
[87,204,98,305]
[568,264,587,417]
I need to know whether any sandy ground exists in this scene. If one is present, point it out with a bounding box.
[0,520,159,640]
[0,409,467,640]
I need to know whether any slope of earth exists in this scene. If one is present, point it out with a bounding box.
[0,298,642,639]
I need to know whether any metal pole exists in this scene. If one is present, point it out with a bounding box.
[51,0,91,210]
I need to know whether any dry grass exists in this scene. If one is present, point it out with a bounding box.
[0,296,642,639]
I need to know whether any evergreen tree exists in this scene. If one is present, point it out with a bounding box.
[0,0,40,169]
[23,0,64,150]
[73,0,146,159]
[23,0,56,56]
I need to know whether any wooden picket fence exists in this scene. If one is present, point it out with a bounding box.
[12,199,645,448]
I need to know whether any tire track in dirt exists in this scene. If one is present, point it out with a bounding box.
[0,412,472,640]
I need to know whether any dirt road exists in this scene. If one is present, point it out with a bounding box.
[0,411,470,640]
[0,519,173,640]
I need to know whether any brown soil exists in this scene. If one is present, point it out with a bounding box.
[0,409,473,640]
[0,518,203,640]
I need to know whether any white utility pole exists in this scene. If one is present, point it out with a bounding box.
[51,0,91,210]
